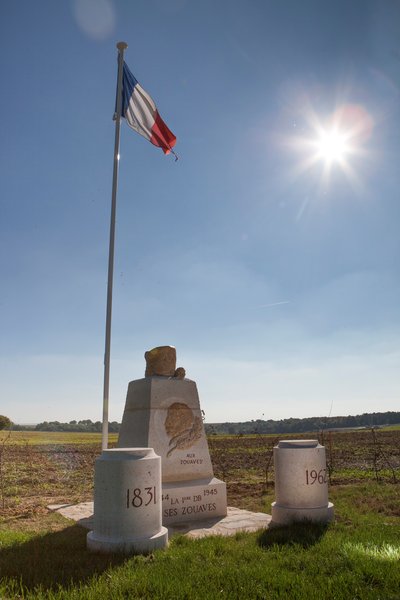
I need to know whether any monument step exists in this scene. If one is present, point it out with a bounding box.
[48,503,272,539]
[162,476,227,525]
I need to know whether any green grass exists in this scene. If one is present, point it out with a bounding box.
[0,431,118,445]
[0,431,398,598]
[1,483,399,599]
[381,424,400,431]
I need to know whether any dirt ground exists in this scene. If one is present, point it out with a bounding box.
[0,429,399,522]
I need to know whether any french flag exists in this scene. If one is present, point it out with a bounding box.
[121,62,177,156]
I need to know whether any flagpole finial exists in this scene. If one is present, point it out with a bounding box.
[117,41,128,51]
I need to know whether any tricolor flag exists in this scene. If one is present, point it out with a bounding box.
[121,61,177,156]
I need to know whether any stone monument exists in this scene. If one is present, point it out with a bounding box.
[118,346,227,525]
[87,448,168,554]
[271,439,334,525]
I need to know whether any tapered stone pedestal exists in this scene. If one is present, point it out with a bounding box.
[118,377,227,525]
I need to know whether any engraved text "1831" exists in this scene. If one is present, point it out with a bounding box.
[126,486,157,508]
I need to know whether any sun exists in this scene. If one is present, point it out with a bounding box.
[315,129,350,164]
[287,103,374,194]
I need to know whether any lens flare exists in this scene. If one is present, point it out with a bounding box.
[316,129,349,163]
[73,0,115,40]
[286,102,374,197]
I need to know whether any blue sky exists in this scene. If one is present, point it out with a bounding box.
[1,0,399,425]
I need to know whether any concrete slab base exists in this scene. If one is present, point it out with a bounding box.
[48,502,271,540]
[271,501,334,525]
[87,526,169,554]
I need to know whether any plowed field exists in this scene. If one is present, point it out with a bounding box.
[0,429,399,520]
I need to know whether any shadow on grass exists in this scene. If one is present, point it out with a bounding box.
[258,521,329,549]
[0,525,128,593]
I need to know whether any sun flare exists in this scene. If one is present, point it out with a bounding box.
[315,129,349,164]
[287,103,374,194]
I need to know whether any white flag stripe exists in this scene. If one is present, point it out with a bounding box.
[125,84,157,141]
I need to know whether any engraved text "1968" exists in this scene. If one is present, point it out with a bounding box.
[305,469,327,485]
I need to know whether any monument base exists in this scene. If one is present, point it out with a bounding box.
[87,526,168,554]
[271,501,334,525]
[162,477,227,525]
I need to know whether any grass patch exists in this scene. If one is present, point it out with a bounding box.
[1,506,399,599]
[0,484,399,599]
[0,431,399,598]
[381,424,400,431]
[0,431,118,445]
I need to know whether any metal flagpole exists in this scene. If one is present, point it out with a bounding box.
[101,41,128,451]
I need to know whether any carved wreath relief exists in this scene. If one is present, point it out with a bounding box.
[164,402,202,457]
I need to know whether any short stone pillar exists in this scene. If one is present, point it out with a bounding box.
[87,448,168,554]
[271,439,334,525]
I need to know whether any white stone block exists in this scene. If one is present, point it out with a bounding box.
[118,377,214,482]
[87,448,168,554]
[271,439,334,525]
[162,477,227,525]
[270,502,334,525]
[118,376,228,527]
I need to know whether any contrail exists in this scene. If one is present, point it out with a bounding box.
[257,300,291,309]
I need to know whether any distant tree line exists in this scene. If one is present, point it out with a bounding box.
[204,411,400,435]
[12,420,121,433]
[10,411,400,435]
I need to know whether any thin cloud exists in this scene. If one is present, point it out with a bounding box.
[257,301,291,309]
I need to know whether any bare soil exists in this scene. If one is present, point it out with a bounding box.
[0,429,398,524]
